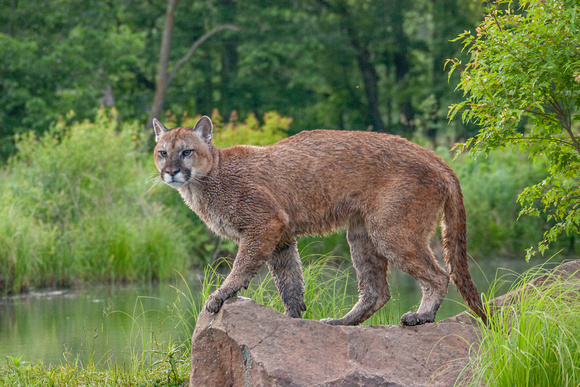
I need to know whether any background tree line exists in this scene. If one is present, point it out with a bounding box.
[0,0,482,158]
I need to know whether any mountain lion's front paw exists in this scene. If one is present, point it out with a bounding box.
[204,291,225,314]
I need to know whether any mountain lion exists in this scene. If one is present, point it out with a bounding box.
[152,116,486,326]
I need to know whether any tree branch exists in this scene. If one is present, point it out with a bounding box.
[485,0,504,32]
[166,24,239,87]
[563,126,580,155]
[546,91,580,154]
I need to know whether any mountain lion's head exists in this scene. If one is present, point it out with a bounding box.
[152,116,214,189]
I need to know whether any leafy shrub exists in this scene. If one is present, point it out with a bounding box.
[0,109,192,293]
[448,0,580,259]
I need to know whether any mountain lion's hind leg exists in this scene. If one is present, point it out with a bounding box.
[267,240,306,318]
[397,247,449,326]
[369,223,449,326]
[321,225,391,326]
[366,191,450,326]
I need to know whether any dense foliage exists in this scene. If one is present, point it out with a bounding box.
[0,0,483,159]
[448,0,580,259]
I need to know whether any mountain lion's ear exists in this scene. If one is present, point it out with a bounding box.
[193,116,213,144]
[152,118,169,143]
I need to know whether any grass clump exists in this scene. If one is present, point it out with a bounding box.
[459,262,580,386]
[0,108,194,294]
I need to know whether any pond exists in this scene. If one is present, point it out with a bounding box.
[0,257,560,367]
[0,279,198,367]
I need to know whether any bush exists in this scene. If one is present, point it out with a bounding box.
[448,0,580,259]
[0,109,193,293]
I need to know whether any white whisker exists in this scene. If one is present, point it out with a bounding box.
[144,173,166,195]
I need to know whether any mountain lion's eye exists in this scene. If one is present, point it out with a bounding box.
[158,150,167,158]
[182,149,193,157]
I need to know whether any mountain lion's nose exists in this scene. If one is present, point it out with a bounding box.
[166,167,180,176]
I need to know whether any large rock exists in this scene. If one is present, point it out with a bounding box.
[190,297,478,386]
[190,261,580,386]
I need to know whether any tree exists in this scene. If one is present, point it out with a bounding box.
[0,0,156,157]
[448,0,580,259]
[147,0,238,129]
[311,0,385,132]
[0,0,483,159]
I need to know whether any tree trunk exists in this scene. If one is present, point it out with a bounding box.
[8,0,17,36]
[351,37,385,132]
[315,0,385,132]
[147,0,178,129]
[220,0,238,119]
[147,6,238,130]
[391,0,414,135]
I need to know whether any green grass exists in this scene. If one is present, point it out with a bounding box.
[457,261,580,386]
[0,110,198,294]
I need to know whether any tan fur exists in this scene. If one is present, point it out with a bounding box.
[152,116,486,326]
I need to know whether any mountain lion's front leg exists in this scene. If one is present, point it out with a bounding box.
[267,240,306,318]
[204,216,287,314]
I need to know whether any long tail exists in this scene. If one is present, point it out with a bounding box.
[441,174,487,324]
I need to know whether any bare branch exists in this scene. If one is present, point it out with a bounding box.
[166,24,240,87]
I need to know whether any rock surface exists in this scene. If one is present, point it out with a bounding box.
[190,260,580,387]
[190,297,478,387]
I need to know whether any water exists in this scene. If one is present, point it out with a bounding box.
[0,258,558,366]
[0,280,200,366]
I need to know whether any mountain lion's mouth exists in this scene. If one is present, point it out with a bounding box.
[167,181,185,188]
[163,173,187,188]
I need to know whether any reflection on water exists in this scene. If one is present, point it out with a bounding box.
[0,280,199,366]
[0,258,560,366]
